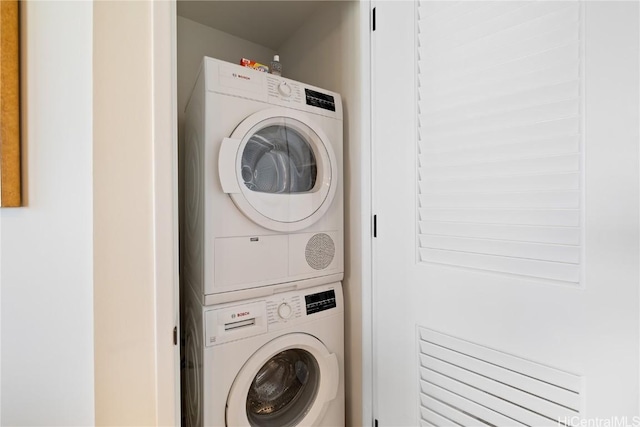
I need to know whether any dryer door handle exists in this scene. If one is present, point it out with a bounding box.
[325,352,340,401]
[219,137,242,194]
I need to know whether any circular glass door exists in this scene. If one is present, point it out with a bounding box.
[241,125,318,195]
[219,108,338,232]
[226,334,339,427]
[246,349,319,427]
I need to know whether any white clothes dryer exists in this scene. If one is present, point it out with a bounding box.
[183,57,343,305]
[182,282,345,427]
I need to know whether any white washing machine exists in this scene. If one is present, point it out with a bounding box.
[183,57,344,305]
[182,282,345,427]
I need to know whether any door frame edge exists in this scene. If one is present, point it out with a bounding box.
[151,0,181,425]
[360,0,374,426]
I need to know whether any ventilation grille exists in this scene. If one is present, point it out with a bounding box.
[417,1,583,284]
[305,233,335,270]
[418,328,582,427]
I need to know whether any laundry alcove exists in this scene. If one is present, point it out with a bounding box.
[174,2,369,426]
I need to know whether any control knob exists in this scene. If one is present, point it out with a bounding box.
[278,82,292,97]
[277,302,293,319]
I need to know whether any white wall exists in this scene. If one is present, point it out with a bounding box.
[0,1,94,425]
[0,2,178,425]
[177,16,275,134]
[277,3,364,425]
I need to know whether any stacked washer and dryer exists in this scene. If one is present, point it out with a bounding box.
[181,57,345,427]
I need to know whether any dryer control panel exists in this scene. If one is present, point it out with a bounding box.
[266,76,303,104]
[304,89,336,112]
[204,57,343,120]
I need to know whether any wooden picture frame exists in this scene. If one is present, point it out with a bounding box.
[0,0,20,207]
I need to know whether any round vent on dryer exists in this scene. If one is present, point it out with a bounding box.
[305,233,335,270]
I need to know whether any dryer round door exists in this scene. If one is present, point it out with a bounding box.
[226,334,339,427]
[218,108,338,232]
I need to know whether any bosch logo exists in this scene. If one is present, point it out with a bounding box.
[232,72,250,81]
[236,311,250,317]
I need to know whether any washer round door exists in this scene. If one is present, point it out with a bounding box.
[226,334,340,427]
[218,108,338,232]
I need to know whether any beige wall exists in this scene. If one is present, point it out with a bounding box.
[278,3,364,425]
[93,2,157,425]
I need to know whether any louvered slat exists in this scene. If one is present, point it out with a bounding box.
[420,405,463,427]
[418,328,583,427]
[421,382,527,427]
[417,0,583,284]
[421,355,578,420]
[420,370,557,427]
[418,155,580,182]
[418,118,580,151]
[418,208,580,227]
[420,328,582,391]
[419,135,580,165]
[419,341,580,409]
[420,395,489,426]
[419,248,580,282]
[419,172,580,193]
[420,420,436,427]
[418,235,580,263]
[418,190,580,209]
[419,221,580,244]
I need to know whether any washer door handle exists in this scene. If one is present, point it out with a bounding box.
[325,352,340,401]
[219,137,242,194]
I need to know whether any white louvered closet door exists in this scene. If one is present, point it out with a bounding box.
[372,1,639,426]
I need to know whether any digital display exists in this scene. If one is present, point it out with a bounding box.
[305,89,336,112]
[305,289,336,315]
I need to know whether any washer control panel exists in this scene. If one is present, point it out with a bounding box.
[266,294,303,326]
[205,283,343,345]
[205,301,267,347]
[305,289,337,315]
